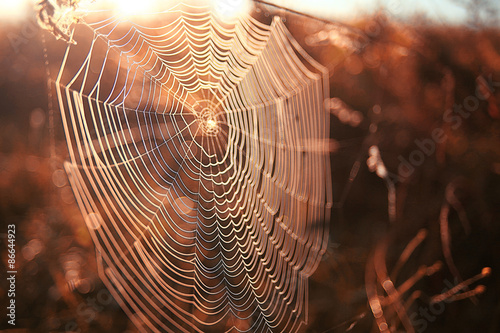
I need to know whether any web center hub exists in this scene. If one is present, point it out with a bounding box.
[199,108,219,136]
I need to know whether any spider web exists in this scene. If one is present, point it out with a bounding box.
[47,1,332,332]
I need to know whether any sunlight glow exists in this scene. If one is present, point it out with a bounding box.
[105,0,158,17]
[0,0,28,22]
[212,0,252,21]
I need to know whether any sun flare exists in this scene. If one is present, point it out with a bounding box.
[0,0,28,22]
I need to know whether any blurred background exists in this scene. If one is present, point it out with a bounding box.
[1,0,500,332]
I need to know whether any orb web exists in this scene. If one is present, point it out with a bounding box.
[49,1,332,332]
